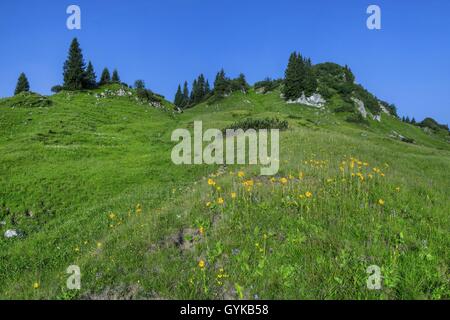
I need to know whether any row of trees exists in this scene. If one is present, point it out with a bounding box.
[174,70,249,109]
[57,38,121,92]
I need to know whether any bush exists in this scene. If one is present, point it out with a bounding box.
[223,117,288,132]
[254,78,283,94]
[51,85,63,93]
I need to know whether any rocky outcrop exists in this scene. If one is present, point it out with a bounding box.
[286,93,326,108]
[352,98,368,118]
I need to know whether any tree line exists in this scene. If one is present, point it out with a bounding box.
[174,70,249,109]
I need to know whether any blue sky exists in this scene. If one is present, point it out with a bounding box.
[0,0,449,123]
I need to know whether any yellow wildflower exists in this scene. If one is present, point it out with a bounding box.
[231,192,237,199]
[109,212,116,220]
[378,199,385,206]
[395,187,401,192]
[280,177,288,185]
[33,282,40,289]
[238,171,245,178]
[199,226,205,235]
[206,201,212,208]
[305,191,313,198]
[198,260,206,269]
[217,197,224,205]
[208,178,216,186]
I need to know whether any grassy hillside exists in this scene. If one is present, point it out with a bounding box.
[0,86,449,299]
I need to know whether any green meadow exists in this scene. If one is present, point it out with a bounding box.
[0,84,449,299]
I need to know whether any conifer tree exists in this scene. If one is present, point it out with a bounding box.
[14,73,30,95]
[205,80,211,96]
[63,38,86,90]
[83,61,97,89]
[174,84,184,108]
[182,81,190,108]
[99,68,111,86]
[283,52,303,100]
[236,73,250,93]
[214,69,229,97]
[112,69,120,83]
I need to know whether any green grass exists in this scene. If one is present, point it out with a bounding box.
[0,87,448,299]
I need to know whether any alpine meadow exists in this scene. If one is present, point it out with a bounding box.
[0,1,449,302]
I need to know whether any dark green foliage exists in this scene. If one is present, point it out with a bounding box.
[223,117,289,132]
[379,100,398,117]
[99,68,111,86]
[254,78,283,94]
[51,85,63,93]
[283,52,317,100]
[112,69,120,83]
[335,101,356,113]
[353,85,381,115]
[418,118,449,132]
[174,85,184,108]
[133,79,160,103]
[182,81,190,108]
[134,79,145,90]
[83,61,97,89]
[214,69,230,97]
[14,73,30,95]
[63,38,86,91]
[230,73,250,93]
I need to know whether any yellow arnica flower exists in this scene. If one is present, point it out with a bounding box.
[378,199,385,206]
[198,260,206,269]
[238,171,245,178]
[217,197,224,205]
[231,192,237,199]
[280,177,288,185]
[33,282,40,289]
[305,191,313,198]
[199,226,205,235]
[206,202,212,207]
[243,180,254,187]
[395,187,401,192]
[109,213,116,220]
[208,178,216,186]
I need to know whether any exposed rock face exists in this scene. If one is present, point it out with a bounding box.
[390,131,415,144]
[352,98,368,118]
[287,93,326,108]
[373,115,381,122]
[379,103,391,115]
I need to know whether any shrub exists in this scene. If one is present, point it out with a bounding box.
[51,85,64,93]
[254,78,283,94]
[223,117,288,132]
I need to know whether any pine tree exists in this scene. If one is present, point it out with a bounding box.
[174,85,183,108]
[283,52,302,100]
[214,69,229,97]
[83,61,97,89]
[14,73,30,95]
[99,68,111,86]
[112,69,120,83]
[405,116,411,123]
[236,73,249,93]
[182,81,190,108]
[63,38,86,90]
[205,80,211,96]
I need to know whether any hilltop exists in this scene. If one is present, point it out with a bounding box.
[0,71,449,300]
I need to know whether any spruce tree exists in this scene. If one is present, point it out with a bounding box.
[236,73,250,93]
[283,52,302,100]
[112,69,120,83]
[99,68,111,86]
[14,73,30,95]
[214,69,229,97]
[83,61,97,89]
[63,38,86,90]
[182,81,190,108]
[174,85,183,108]
[205,80,211,96]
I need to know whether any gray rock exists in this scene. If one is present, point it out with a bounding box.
[4,230,19,238]
[352,98,368,118]
[287,93,326,108]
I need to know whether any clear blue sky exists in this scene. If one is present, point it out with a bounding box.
[0,0,449,123]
